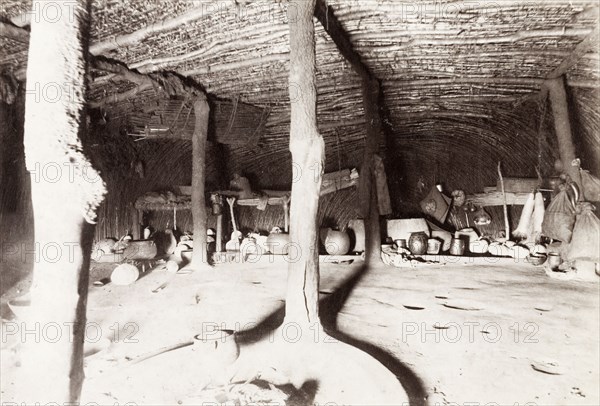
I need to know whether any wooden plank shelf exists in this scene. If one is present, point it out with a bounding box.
[468,179,554,207]
[466,191,532,206]
[134,200,191,211]
[236,196,288,207]
[211,252,363,265]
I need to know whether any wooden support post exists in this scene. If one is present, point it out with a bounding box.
[18,0,106,403]
[191,95,210,268]
[544,77,582,190]
[315,0,385,264]
[360,78,384,263]
[285,0,324,326]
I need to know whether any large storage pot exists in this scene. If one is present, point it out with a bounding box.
[266,231,290,255]
[320,228,351,255]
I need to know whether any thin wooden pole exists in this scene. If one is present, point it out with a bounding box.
[497,162,510,238]
[283,195,290,233]
[285,0,324,326]
[131,206,141,239]
[192,95,210,268]
[544,76,582,191]
[216,213,223,252]
[18,0,106,403]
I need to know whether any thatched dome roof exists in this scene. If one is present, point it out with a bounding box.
[1,0,599,236]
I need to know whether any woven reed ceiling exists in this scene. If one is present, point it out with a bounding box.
[1,0,598,174]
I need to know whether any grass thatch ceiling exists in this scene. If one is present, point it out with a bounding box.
[1,0,598,181]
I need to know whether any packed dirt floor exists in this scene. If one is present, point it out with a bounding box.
[1,256,599,405]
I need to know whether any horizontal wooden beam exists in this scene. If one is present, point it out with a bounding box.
[92,58,153,88]
[513,23,600,104]
[388,76,597,89]
[388,77,545,87]
[4,4,231,79]
[314,0,372,80]
[88,57,202,107]
[90,83,154,108]
[8,3,231,52]
[91,4,232,55]
[333,1,597,14]
[547,25,599,79]
[369,28,594,50]
[182,53,288,76]
[88,57,161,108]
[212,178,357,206]
[130,29,288,74]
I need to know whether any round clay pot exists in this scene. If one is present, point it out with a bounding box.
[547,252,562,270]
[92,238,117,260]
[110,263,140,286]
[394,239,407,249]
[456,228,479,244]
[469,239,490,254]
[7,295,31,320]
[449,237,466,256]
[395,239,408,254]
[122,239,157,260]
[321,228,351,255]
[165,260,180,273]
[266,230,290,255]
[427,238,442,255]
[431,230,452,252]
[509,245,530,260]
[408,231,428,255]
[489,242,513,257]
[531,244,548,256]
[526,254,547,266]
[193,329,239,385]
[180,250,193,264]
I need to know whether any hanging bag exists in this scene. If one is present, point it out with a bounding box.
[542,183,577,242]
[580,169,600,202]
[564,202,600,262]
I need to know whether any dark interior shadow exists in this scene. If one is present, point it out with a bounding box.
[249,379,318,406]
[234,260,428,405]
[234,304,286,345]
[319,263,427,406]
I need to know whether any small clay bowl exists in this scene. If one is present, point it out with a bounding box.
[181,250,193,264]
[7,297,31,320]
[527,254,547,266]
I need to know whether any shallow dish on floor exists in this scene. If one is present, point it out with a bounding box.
[7,295,31,320]
[526,254,547,266]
